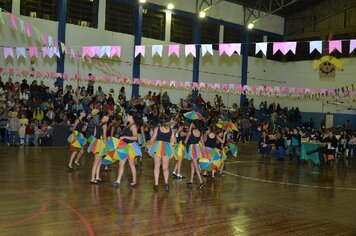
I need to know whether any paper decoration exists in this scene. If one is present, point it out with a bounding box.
[229,43,241,56]
[4,48,14,59]
[19,19,26,32]
[9,13,17,30]
[219,44,230,56]
[201,44,213,56]
[50,47,60,58]
[42,47,51,58]
[255,42,267,55]
[60,42,66,54]
[152,45,163,57]
[168,45,179,57]
[29,47,38,58]
[100,46,110,57]
[91,46,101,57]
[350,40,356,54]
[82,46,92,57]
[25,22,32,37]
[273,42,297,55]
[309,41,322,54]
[42,32,48,46]
[329,40,342,53]
[185,45,196,57]
[313,56,343,70]
[16,47,26,59]
[135,45,145,57]
[48,35,54,47]
[110,46,121,58]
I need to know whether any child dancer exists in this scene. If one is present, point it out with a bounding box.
[172,121,187,179]
[68,110,87,169]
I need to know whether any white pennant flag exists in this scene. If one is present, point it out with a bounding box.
[255,42,267,56]
[309,41,322,53]
[49,47,60,58]
[16,47,26,59]
[152,45,163,57]
[100,46,111,57]
[19,19,26,32]
[48,35,54,47]
[201,44,213,56]
[70,48,75,58]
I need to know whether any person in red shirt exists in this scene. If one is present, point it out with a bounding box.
[195,94,205,108]
[25,121,36,146]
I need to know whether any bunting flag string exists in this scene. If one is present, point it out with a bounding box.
[0,66,354,100]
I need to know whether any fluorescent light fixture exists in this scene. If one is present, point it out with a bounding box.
[167,3,174,10]
[247,22,254,29]
[199,11,206,18]
[139,0,147,3]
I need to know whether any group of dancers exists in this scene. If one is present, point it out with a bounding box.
[67,110,237,192]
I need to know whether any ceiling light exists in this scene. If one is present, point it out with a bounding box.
[199,11,206,18]
[247,22,254,29]
[167,3,174,10]
[139,0,147,3]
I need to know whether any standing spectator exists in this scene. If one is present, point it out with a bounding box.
[195,93,205,108]
[30,80,39,98]
[345,120,352,135]
[162,92,171,106]
[8,111,20,146]
[25,121,36,146]
[119,87,126,101]
[87,74,95,96]
[286,128,301,160]
[95,86,105,101]
[258,131,270,158]
[20,79,30,92]
[240,116,251,143]
[19,113,28,145]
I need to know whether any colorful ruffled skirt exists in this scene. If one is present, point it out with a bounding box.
[186,143,205,160]
[87,137,106,157]
[138,133,145,146]
[127,142,142,160]
[217,148,227,161]
[67,131,87,151]
[148,141,173,158]
[173,142,186,160]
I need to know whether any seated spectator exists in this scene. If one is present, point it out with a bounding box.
[322,130,338,162]
[25,121,36,146]
[271,132,286,160]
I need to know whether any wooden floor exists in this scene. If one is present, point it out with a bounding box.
[1,144,356,236]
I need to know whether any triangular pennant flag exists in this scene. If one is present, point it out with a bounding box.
[168,45,180,57]
[50,47,60,58]
[349,40,356,54]
[329,40,342,53]
[219,44,230,56]
[201,44,213,56]
[60,42,66,54]
[228,43,241,56]
[54,39,59,48]
[152,45,163,57]
[28,47,38,58]
[82,46,92,57]
[70,48,75,58]
[42,32,48,46]
[100,46,111,57]
[309,41,322,54]
[25,22,32,37]
[0,8,4,24]
[42,47,51,58]
[135,45,145,57]
[4,48,14,59]
[285,42,297,54]
[19,19,26,32]
[48,35,54,47]
[110,46,121,58]
[255,42,267,55]
[9,13,17,30]
[185,44,196,57]
[273,42,296,55]
[16,47,26,59]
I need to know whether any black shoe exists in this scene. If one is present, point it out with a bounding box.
[172,172,177,177]
[104,168,112,172]
[153,185,158,192]
[186,182,193,188]
[198,183,204,190]
[203,174,209,177]
[90,180,100,185]
[67,165,74,170]
[128,182,137,188]
[96,179,103,183]
[74,163,80,167]
[164,184,169,192]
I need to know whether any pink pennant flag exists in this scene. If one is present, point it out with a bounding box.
[42,32,48,46]
[168,45,180,57]
[25,22,32,37]
[82,46,92,57]
[219,44,230,56]
[329,40,342,53]
[92,46,101,57]
[349,40,356,54]
[273,42,297,55]
[54,39,59,48]
[135,45,145,57]
[42,47,51,58]
[9,13,17,30]
[110,46,121,58]
[185,45,196,57]
[228,43,241,56]
[4,48,14,59]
